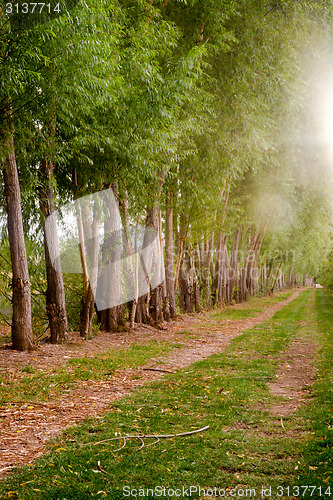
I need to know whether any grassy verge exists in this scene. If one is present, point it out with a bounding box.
[296,289,333,489]
[0,341,177,404]
[1,288,331,499]
[210,290,294,320]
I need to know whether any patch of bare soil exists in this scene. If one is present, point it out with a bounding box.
[0,290,304,477]
[267,340,318,417]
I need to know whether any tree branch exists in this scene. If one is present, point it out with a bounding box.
[85,425,210,448]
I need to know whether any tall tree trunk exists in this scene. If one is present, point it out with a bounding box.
[271,262,283,293]
[76,202,89,301]
[288,266,294,289]
[129,214,141,329]
[245,228,260,296]
[135,295,149,324]
[174,211,189,295]
[201,232,214,309]
[40,157,68,344]
[79,199,100,338]
[179,249,193,313]
[147,207,164,324]
[121,196,138,330]
[175,213,193,312]
[224,239,231,303]
[136,172,166,326]
[1,113,34,351]
[213,186,230,305]
[158,209,171,322]
[190,248,200,312]
[244,213,271,298]
[134,205,163,325]
[228,229,239,304]
[99,183,125,332]
[214,232,224,305]
[239,229,250,302]
[165,192,177,318]
[215,234,229,305]
[261,262,267,296]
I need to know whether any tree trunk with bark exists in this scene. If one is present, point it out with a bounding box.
[135,295,149,324]
[135,172,166,326]
[78,200,100,338]
[214,232,223,305]
[179,249,193,313]
[164,192,177,318]
[191,249,201,312]
[120,196,137,330]
[147,207,164,324]
[178,246,200,313]
[238,228,250,302]
[213,187,230,305]
[215,234,229,305]
[1,113,34,351]
[260,262,267,296]
[245,228,260,297]
[244,213,271,298]
[201,233,214,309]
[270,262,283,293]
[134,206,163,325]
[40,157,68,344]
[99,183,125,332]
[228,229,239,304]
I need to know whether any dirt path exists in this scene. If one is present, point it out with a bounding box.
[268,340,318,416]
[0,289,312,478]
[268,296,319,416]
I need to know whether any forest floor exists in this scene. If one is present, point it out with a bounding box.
[0,288,310,478]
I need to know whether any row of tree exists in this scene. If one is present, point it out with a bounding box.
[0,0,332,351]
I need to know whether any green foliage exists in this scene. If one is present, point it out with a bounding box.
[1,0,333,334]
[0,234,47,338]
[21,364,36,374]
[63,274,83,331]
[318,248,333,289]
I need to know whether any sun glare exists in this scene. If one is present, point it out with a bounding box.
[321,86,333,146]
[315,72,333,155]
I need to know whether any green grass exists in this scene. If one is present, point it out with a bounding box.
[173,330,201,340]
[0,341,176,404]
[212,306,262,319]
[21,364,37,374]
[0,332,11,345]
[210,290,294,320]
[296,289,333,489]
[0,289,331,499]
